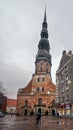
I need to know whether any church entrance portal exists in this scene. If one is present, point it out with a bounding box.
[24,109,27,115]
[52,109,55,116]
[38,108,41,114]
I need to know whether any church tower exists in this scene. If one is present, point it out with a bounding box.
[17,8,56,116]
[35,7,52,79]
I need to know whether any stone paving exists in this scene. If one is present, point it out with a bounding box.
[0,115,73,130]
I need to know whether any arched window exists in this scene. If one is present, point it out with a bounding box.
[38,98,42,106]
[37,78,40,82]
[25,100,28,106]
[37,87,39,92]
[52,100,55,107]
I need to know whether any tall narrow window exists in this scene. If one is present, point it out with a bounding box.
[37,78,40,82]
[38,98,42,106]
[40,67,42,71]
[42,87,44,92]
[42,77,44,82]
[25,100,28,106]
[37,87,39,92]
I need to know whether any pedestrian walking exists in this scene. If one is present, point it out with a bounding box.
[36,111,41,124]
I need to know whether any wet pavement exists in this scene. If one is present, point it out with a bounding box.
[0,115,73,130]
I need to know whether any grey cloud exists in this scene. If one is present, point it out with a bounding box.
[0,0,73,98]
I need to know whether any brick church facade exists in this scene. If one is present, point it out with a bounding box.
[17,8,56,115]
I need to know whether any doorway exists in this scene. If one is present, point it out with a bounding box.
[52,109,55,116]
[38,108,41,114]
[24,109,27,115]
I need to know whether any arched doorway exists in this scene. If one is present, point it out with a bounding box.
[38,108,41,114]
[24,109,27,115]
[52,109,55,116]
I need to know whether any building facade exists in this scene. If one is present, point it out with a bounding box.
[56,50,73,116]
[0,92,7,114]
[6,99,17,114]
[17,8,56,116]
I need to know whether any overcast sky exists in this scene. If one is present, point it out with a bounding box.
[0,0,73,99]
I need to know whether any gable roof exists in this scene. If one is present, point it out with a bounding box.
[57,51,72,71]
[18,79,32,95]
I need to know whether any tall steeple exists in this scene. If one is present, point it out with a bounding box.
[35,7,52,78]
[44,6,47,23]
[42,5,47,30]
[41,6,48,40]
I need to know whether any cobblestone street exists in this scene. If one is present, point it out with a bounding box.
[0,115,73,130]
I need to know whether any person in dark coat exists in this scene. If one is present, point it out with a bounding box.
[36,112,41,124]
